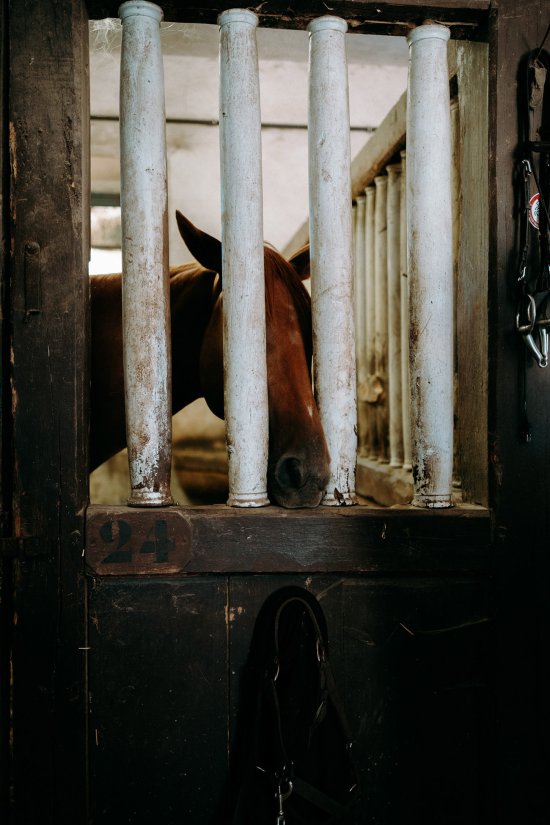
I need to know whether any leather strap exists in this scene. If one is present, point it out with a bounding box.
[260,595,356,821]
[515,37,550,437]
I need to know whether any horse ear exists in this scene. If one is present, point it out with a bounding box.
[288,244,310,281]
[175,210,223,275]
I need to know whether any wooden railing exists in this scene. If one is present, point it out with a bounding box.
[285,39,489,507]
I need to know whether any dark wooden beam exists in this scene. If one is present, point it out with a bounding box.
[86,0,490,40]
[86,504,492,576]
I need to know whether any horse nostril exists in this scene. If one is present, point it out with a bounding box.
[276,455,305,490]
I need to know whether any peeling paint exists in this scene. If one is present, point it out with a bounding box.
[9,121,17,180]
[219,9,269,507]
[308,17,357,506]
[9,122,17,222]
[119,3,173,508]
[407,24,454,508]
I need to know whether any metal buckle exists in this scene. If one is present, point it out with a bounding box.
[276,780,293,825]
[535,293,550,367]
[516,293,549,367]
[516,293,536,334]
[315,637,325,664]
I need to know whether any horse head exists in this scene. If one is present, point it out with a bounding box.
[175,211,330,508]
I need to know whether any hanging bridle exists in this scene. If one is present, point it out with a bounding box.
[515,29,550,439]
[257,594,358,825]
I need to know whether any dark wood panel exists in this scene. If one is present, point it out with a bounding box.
[341,578,494,825]
[228,575,493,825]
[8,0,90,822]
[0,0,11,815]
[85,0,489,40]
[454,40,489,505]
[85,573,493,823]
[488,2,550,822]
[87,577,228,825]
[86,504,492,575]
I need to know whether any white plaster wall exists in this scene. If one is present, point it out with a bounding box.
[89,22,408,263]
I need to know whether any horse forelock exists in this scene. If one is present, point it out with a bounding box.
[263,246,312,357]
[169,262,221,310]
[169,261,213,282]
[168,251,311,358]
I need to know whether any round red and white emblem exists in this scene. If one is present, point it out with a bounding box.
[529,192,540,230]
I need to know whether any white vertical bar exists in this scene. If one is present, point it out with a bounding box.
[308,16,357,505]
[119,0,172,507]
[365,185,377,459]
[407,23,453,507]
[218,9,269,507]
[354,195,368,457]
[400,150,412,471]
[352,201,358,260]
[374,174,388,462]
[386,163,404,467]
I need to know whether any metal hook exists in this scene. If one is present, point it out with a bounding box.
[538,327,549,367]
[535,293,550,367]
[276,780,293,825]
[517,294,547,366]
[516,293,537,334]
[523,331,547,366]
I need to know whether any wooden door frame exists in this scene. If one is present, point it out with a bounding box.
[2,0,549,822]
[1,0,12,819]
[4,1,90,822]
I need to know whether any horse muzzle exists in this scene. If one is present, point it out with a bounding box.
[269,450,330,509]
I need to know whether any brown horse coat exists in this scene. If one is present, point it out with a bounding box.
[90,213,329,508]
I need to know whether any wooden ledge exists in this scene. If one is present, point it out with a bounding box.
[86,1,490,41]
[85,503,491,576]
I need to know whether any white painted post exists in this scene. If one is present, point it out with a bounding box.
[352,202,358,276]
[374,174,388,462]
[386,163,404,467]
[218,9,269,507]
[407,23,453,507]
[365,185,377,459]
[352,200,358,362]
[354,195,368,457]
[400,150,412,471]
[119,0,172,506]
[308,16,357,505]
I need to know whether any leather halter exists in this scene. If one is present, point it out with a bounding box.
[260,596,356,821]
[515,31,550,439]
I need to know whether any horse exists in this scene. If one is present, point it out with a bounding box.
[90,211,330,508]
